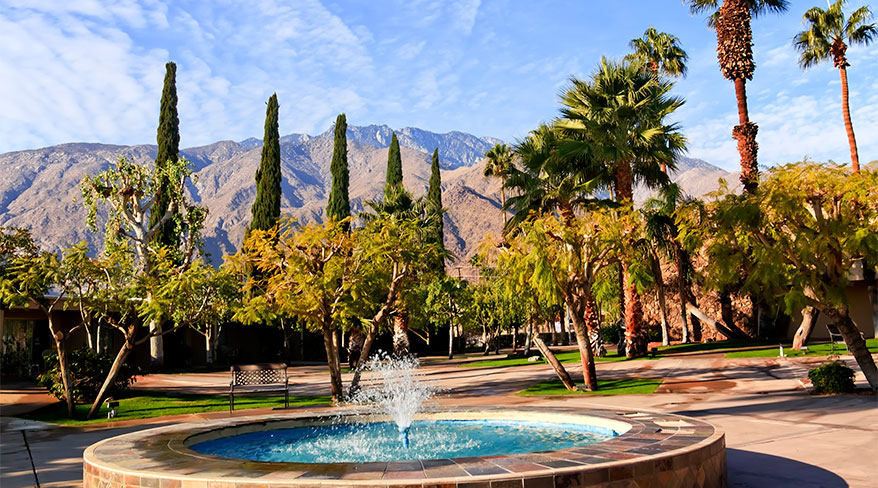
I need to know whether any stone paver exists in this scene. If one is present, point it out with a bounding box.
[1,350,876,487]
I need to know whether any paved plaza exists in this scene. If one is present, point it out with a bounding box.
[1,349,876,487]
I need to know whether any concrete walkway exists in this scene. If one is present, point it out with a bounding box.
[1,351,876,487]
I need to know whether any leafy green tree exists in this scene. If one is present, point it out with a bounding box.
[626,27,689,78]
[643,184,699,344]
[384,132,403,198]
[250,93,282,231]
[426,148,446,273]
[483,143,514,227]
[687,0,789,192]
[80,156,206,417]
[326,114,351,226]
[149,61,181,249]
[234,220,354,401]
[677,162,878,389]
[556,57,686,358]
[348,211,443,392]
[794,0,875,172]
[3,234,75,416]
[362,186,433,355]
[503,125,622,388]
[145,260,241,366]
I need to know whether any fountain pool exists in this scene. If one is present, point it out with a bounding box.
[83,407,727,487]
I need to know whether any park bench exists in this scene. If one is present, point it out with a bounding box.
[229,363,289,412]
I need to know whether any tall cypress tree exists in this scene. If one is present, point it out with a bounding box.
[149,61,180,248]
[426,148,446,273]
[326,113,350,225]
[249,93,282,231]
[384,132,403,199]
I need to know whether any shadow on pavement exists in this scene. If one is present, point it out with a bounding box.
[727,448,847,487]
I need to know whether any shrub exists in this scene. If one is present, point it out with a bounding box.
[808,360,855,394]
[38,348,139,402]
[1,336,32,378]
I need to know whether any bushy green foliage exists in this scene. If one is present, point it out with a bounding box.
[39,348,139,403]
[808,360,855,394]
[1,336,31,378]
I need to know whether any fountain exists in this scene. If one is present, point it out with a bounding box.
[348,352,437,449]
[82,355,728,487]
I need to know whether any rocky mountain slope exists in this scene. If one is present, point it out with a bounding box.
[0,125,739,265]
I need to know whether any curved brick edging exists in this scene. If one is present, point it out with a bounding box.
[83,407,726,487]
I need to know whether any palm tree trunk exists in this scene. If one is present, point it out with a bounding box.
[734,78,749,125]
[623,262,647,358]
[838,66,860,172]
[393,311,410,355]
[732,78,759,194]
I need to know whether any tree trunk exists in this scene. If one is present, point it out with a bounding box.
[673,243,692,343]
[149,319,164,368]
[322,321,343,402]
[822,307,877,391]
[791,307,819,351]
[205,329,214,366]
[866,263,878,339]
[88,334,135,419]
[686,304,740,340]
[623,262,647,358]
[561,308,570,346]
[734,77,749,125]
[393,311,410,355]
[348,323,378,396]
[533,337,576,391]
[838,66,859,172]
[651,254,671,346]
[48,319,74,417]
[280,317,292,363]
[523,319,534,355]
[512,323,519,352]
[569,294,598,391]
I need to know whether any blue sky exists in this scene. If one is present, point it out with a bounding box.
[1,0,875,171]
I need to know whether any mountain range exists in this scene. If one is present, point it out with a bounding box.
[0,124,741,266]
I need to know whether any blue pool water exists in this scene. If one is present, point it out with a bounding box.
[190,419,616,463]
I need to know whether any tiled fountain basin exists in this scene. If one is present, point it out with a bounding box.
[83,406,726,487]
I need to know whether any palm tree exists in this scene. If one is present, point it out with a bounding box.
[626,27,689,78]
[794,0,875,173]
[643,184,699,345]
[626,28,688,173]
[504,124,606,389]
[555,57,686,358]
[484,143,515,226]
[688,0,789,192]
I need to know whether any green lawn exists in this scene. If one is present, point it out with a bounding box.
[20,390,331,426]
[518,378,663,396]
[461,350,637,369]
[725,339,878,358]
[657,339,772,354]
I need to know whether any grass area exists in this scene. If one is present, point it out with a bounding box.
[657,339,772,354]
[462,339,786,369]
[725,339,878,358]
[20,390,331,426]
[461,350,637,369]
[518,378,663,396]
